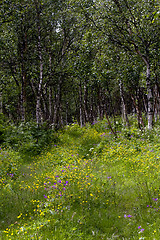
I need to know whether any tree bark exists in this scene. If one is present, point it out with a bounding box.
[20,82,26,122]
[146,62,153,130]
[48,86,53,122]
[18,21,27,122]
[20,53,27,122]
[119,79,129,127]
[53,78,62,129]
[35,0,43,126]
[79,81,83,127]
[153,84,159,122]
[36,57,43,125]
[83,82,89,123]
[133,45,153,129]
[131,94,144,128]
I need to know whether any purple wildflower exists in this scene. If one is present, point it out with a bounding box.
[124,214,132,218]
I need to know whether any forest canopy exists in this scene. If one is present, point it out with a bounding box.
[0,0,160,129]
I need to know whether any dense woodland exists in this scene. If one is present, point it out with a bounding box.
[0,0,160,129]
[1,1,160,238]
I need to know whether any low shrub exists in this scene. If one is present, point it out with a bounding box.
[1,121,58,157]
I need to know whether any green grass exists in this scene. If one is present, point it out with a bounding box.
[1,122,160,239]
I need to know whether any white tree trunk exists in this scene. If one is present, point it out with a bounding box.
[36,95,41,125]
[49,86,52,122]
[36,60,43,125]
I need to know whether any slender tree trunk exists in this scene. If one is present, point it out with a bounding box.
[48,86,53,122]
[134,45,153,129]
[19,26,27,122]
[41,92,48,121]
[155,106,158,123]
[89,87,94,123]
[143,94,148,114]
[79,81,83,127]
[48,54,53,123]
[65,101,69,125]
[105,88,117,131]
[146,62,153,130]
[36,95,41,125]
[53,78,62,129]
[153,85,158,122]
[20,87,25,122]
[104,107,117,136]
[36,58,43,125]
[36,57,43,125]
[119,79,129,126]
[131,95,144,128]
[59,103,64,127]
[53,94,58,128]
[35,0,43,126]
[20,71,26,122]
[155,82,160,120]
[97,87,103,120]
[83,82,89,123]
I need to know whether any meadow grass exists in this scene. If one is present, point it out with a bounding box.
[1,121,160,239]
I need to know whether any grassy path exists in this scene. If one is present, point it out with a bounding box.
[1,124,160,239]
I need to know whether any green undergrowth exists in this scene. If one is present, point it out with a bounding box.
[1,121,160,239]
[0,120,59,159]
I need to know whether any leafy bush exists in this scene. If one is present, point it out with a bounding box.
[0,124,5,144]
[1,122,58,156]
[0,113,7,144]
